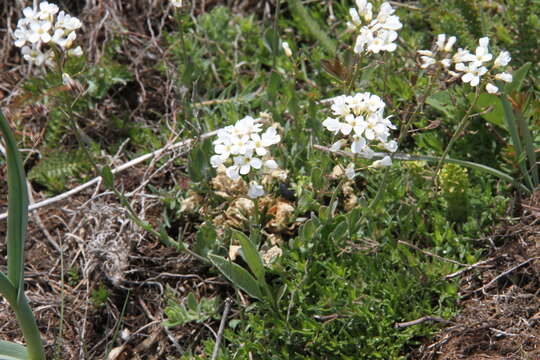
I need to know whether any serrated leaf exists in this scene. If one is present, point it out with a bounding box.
[208,254,263,300]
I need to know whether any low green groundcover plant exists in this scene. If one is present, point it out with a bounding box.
[2,0,538,358]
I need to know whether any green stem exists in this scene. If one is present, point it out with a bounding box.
[435,86,481,175]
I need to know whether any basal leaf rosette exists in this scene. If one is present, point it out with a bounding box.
[13,1,83,67]
[322,92,398,178]
[417,34,513,94]
[210,115,283,199]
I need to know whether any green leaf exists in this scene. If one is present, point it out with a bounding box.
[194,223,217,258]
[501,97,533,190]
[504,62,531,93]
[0,272,17,306]
[311,167,324,190]
[289,0,336,55]
[232,230,266,281]
[188,139,213,182]
[475,93,506,129]
[513,106,538,186]
[0,340,28,360]
[101,166,114,189]
[186,292,198,311]
[208,254,263,300]
[426,90,457,118]
[0,110,28,297]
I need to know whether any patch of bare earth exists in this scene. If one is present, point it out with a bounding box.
[416,190,540,360]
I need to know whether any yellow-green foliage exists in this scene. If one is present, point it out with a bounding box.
[439,163,469,222]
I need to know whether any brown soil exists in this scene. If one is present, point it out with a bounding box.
[415,190,540,360]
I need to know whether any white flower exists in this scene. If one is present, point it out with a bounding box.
[495,72,513,83]
[210,155,224,168]
[248,133,269,156]
[261,127,281,146]
[282,41,292,57]
[367,30,398,53]
[331,95,350,117]
[68,46,83,57]
[247,182,265,199]
[214,137,235,160]
[235,115,262,136]
[345,163,356,179]
[494,51,511,68]
[486,83,498,94]
[13,28,30,47]
[53,29,76,49]
[331,139,347,151]
[452,48,474,63]
[371,156,392,168]
[14,3,83,64]
[171,0,183,7]
[457,62,487,87]
[225,165,240,180]
[56,11,82,31]
[323,117,345,134]
[21,45,50,66]
[28,21,52,43]
[355,0,373,22]
[234,151,262,175]
[471,37,493,65]
[351,134,367,153]
[38,2,59,20]
[23,7,40,20]
[384,140,398,152]
[350,1,401,54]
[419,54,436,69]
[263,159,278,170]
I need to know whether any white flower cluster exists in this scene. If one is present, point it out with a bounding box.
[13,1,83,66]
[347,0,402,54]
[210,116,282,198]
[323,92,397,169]
[171,0,183,7]
[418,34,512,94]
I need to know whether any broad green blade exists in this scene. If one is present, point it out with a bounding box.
[0,271,17,306]
[0,109,29,299]
[0,340,28,360]
[501,97,534,190]
[232,230,266,281]
[208,254,264,300]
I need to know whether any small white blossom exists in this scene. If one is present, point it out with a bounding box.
[495,72,513,83]
[456,62,487,87]
[371,156,392,168]
[38,2,59,20]
[247,182,265,199]
[486,83,498,94]
[345,163,356,179]
[171,0,183,7]
[14,2,83,65]
[282,41,292,57]
[211,116,282,191]
[349,1,401,55]
[494,51,511,68]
